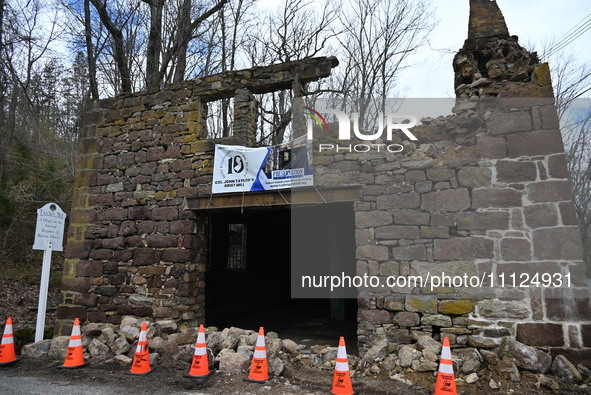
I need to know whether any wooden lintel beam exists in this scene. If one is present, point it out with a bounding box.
[186,186,361,210]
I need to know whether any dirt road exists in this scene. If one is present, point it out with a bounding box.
[0,359,430,395]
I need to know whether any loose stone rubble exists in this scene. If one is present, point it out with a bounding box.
[19,320,591,392]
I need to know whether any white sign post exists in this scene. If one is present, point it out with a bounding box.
[32,203,65,342]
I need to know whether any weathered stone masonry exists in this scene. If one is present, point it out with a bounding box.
[59,0,591,366]
[331,0,591,364]
[317,98,591,363]
[58,57,338,334]
[328,0,589,364]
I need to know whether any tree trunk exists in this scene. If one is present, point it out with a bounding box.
[0,0,5,113]
[89,0,132,93]
[145,0,164,90]
[167,0,229,83]
[172,0,191,83]
[84,0,99,99]
[111,30,132,93]
[0,0,6,183]
[7,77,17,138]
[0,0,4,50]
[219,7,230,136]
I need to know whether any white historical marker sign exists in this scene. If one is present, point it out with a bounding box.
[33,202,66,252]
[32,203,66,342]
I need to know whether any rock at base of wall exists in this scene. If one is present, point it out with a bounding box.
[507,340,552,373]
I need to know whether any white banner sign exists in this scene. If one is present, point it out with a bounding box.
[212,144,314,194]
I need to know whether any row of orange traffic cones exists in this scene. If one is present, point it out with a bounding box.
[0,317,458,395]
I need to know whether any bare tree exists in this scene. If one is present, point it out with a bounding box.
[242,0,339,145]
[563,112,591,267]
[0,0,7,193]
[0,0,82,267]
[260,0,338,64]
[547,52,591,277]
[332,0,433,129]
[80,0,229,92]
[142,0,164,90]
[548,53,591,122]
[88,0,134,92]
[142,0,229,90]
[83,0,98,99]
[217,0,255,137]
[0,0,62,140]
[0,0,4,48]
[60,0,106,96]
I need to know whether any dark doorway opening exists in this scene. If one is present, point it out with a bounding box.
[205,203,357,352]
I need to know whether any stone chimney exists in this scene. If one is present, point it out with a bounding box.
[454,0,553,98]
[468,0,509,40]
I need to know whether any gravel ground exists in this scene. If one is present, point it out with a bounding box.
[0,279,61,336]
[0,358,430,395]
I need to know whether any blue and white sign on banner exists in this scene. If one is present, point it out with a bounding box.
[212,143,314,194]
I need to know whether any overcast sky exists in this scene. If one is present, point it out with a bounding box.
[400,0,591,97]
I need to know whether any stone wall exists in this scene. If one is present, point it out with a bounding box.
[58,0,591,366]
[308,99,590,363]
[62,87,591,362]
[57,57,338,334]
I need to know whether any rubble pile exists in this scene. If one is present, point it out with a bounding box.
[19,318,591,392]
[453,36,547,99]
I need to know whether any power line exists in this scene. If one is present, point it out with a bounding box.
[546,12,591,53]
[552,11,591,44]
[543,12,591,59]
[544,19,591,58]
[544,20,591,58]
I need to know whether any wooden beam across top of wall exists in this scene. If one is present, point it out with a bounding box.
[185,186,362,210]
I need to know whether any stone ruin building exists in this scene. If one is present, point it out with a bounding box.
[58,0,591,367]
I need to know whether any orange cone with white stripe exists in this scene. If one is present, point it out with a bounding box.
[129,322,152,375]
[330,336,355,395]
[434,337,457,395]
[184,324,212,378]
[0,317,19,366]
[58,318,88,368]
[245,327,269,383]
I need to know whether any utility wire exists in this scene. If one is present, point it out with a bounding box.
[544,20,591,58]
[543,12,591,59]
[552,12,591,44]
[545,12,591,55]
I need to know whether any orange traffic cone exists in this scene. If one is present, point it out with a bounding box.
[58,318,88,369]
[330,337,355,395]
[244,327,269,383]
[128,322,153,375]
[184,324,213,378]
[434,337,457,395]
[0,317,19,366]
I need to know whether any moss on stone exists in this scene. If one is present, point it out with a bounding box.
[439,299,476,315]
